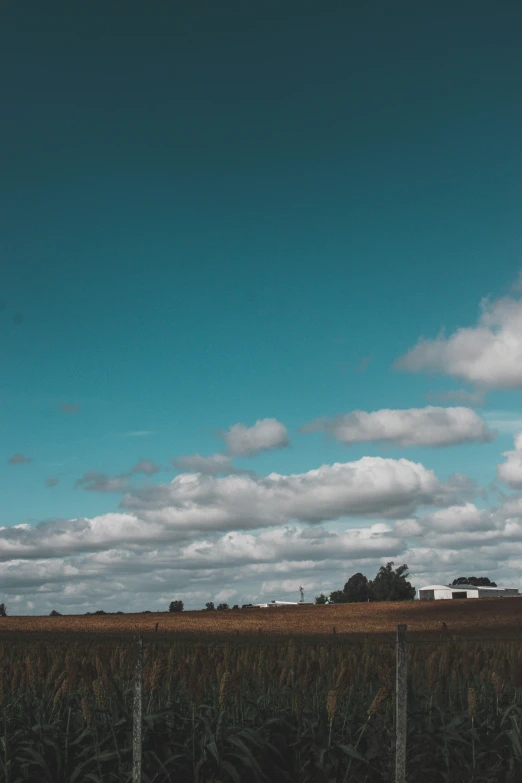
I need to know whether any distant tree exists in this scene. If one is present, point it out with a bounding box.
[50,609,62,616]
[94,610,107,615]
[315,593,329,604]
[205,602,215,611]
[327,572,370,603]
[216,603,230,610]
[343,573,370,602]
[452,576,497,587]
[328,589,347,604]
[0,604,7,617]
[169,600,184,612]
[368,562,416,602]
[241,603,253,609]
[232,604,239,610]
[116,611,124,614]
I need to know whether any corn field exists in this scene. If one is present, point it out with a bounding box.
[1,633,522,782]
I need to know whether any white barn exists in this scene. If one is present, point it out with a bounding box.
[418,584,519,600]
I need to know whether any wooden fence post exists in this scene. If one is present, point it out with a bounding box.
[132,635,143,783]
[395,624,407,783]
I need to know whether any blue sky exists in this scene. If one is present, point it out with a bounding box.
[2,1,522,613]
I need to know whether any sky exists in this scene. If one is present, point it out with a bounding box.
[2,1,522,613]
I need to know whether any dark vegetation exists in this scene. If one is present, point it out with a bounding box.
[321,562,416,604]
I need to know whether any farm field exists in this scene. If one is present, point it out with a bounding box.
[1,596,522,639]
[1,602,522,780]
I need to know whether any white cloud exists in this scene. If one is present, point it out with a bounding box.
[222,418,289,457]
[303,406,495,447]
[497,432,522,488]
[122,456,466,528]
[171,453,243,475]
[395,294,522,388]
[4,483,522,614]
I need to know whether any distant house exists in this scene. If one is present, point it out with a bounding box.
[418,584,519,600]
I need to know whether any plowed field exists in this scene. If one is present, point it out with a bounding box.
[1,597,522,639]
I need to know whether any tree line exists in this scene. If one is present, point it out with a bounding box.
[0,571,498,617]
[314,564,498,604]
[314,562,416,604]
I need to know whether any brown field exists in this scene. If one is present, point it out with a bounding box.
[1,597,522,640]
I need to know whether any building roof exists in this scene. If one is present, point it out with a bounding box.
[419,584,517,592]
[419,585,459,591]
[447,584,516,591]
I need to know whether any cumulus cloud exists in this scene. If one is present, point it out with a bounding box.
[302,407,495,448]
[122,456,474,528]
[3,490,522,614]
[75,471,130,492]
[221,418,289,457]
[395,294,522,389]
[8,453,32,464]
[132,460,161,476]
[0,532,393,614]
[497,432,522,488]
[4,479,522,615]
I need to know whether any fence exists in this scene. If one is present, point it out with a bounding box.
[130,624,409,783]
[1,627,521,781]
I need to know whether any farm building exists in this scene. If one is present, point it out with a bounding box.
[418,584,519,600]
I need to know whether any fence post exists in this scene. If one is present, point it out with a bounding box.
[132,635,143,783]
[395,624,407,783]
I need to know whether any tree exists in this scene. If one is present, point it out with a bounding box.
[169,600,184,612]
[0,604,7,617]
[368,562,416,601]
[217,603,230,610]
[315,593,329,604]
[205,602,215,611]
[327,572,369,603]
[50,609,62,616]
[343,572,369,602]
[452,576,497,587]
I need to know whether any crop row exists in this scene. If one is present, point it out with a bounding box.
[0,636,521,781]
